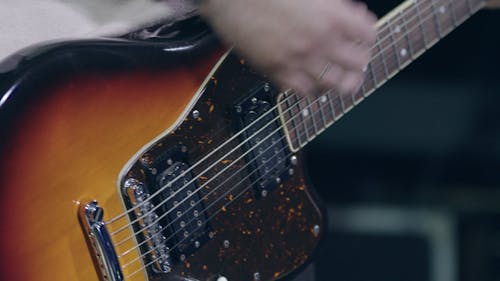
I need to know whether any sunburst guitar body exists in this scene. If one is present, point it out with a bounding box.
[0,18,324,281]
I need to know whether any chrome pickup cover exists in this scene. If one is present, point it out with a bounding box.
[125,179,172,273]
[122,144,211,276]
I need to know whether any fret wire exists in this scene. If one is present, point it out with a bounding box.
[285,93,300,148]
[301,98,312,142]
[351,91,358,105]
[312,96,327,137]
[388,18,401,72]
[431,0,443,37]
[415,1,429,48]
[306,96,318,136]
[326,90,337,121]
[361,84,367,97]
[464,0,472,17]
[469,0,483,13]
[365,62,377,94]
[361,80,370,98]
[465,0,473,13]
[322,95,334,126]
[317,95,332,135]
[408,2,429,57]
[339,94,347,114]
[308,98,318,138]
[385,32,399,75]
[457,0,471,25]
[456,0,470,25]
[402,9,415,58]
[389,18,402,69]
[353,85,364,104]
[449,1,458,27]
[332,94,344,119]
[396,13,411,66]
[379,19,399,77]
[377,35,390,77]
[368,62,378,87]
[294,94,308,145]
[300,98,314,140]
[321,94,335,129]
[452,0,464,25]
[291,98,309,147]
[339,93,347,113]
[317,96,327,129]
[318,96,327,128]
[371,34,387,84]
[424,0,441,45]
[342,91,353,110]
[331,94,340,119]
[437,0,454,35]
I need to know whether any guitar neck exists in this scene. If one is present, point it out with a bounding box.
[279,0,485,152]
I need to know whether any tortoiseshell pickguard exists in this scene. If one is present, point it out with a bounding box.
[123,53,325,281]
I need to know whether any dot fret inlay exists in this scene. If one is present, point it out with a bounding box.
[400,48,408,57]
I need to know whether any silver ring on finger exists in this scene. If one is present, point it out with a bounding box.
[318,62,332,82]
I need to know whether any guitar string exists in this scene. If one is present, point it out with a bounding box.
[116,82,361,249]
[121,109,305,268]
[122,0,448,179]
[109,90,310,237]
[109,0,456,239]
[113,87,317,246]
[119,1,482,264]
[107,0,446,232]
[106,0,428,224]
[117,90,328,258]
[116,77,380,247]
[121,0,472,267]
[121,15,467,268]
[123,93,329,276]
[126,0,450,252]
[125,0,460,250]
[103,0,456,228]
[111,0,464,253]
[121,0,476,274]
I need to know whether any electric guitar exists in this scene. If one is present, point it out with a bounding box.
[0,0,498,280]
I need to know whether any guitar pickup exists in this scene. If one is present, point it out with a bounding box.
[155,162,209,257]
[234,83,291,196]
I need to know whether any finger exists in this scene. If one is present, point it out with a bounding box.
[278,69,317,96]
[334,1,377,44]
[337,70,365,95]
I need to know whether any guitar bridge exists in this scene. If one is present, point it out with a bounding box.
[79,201,124,281]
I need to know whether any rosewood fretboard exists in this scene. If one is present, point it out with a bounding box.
[279,0,485,151]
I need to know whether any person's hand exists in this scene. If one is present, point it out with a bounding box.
[199,0,377,96]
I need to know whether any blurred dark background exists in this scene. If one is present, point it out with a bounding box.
[308,2,500,281]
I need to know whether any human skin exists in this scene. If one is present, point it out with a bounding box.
[198,0,377,96]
